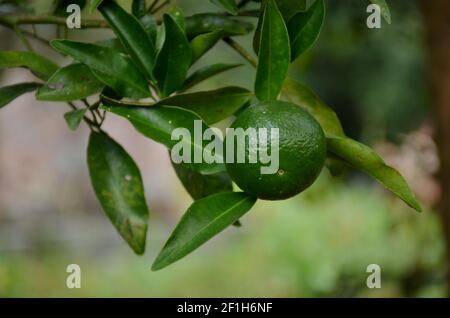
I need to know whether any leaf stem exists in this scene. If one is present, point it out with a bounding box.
[223,37,257,67]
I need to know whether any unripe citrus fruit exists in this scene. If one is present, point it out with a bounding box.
[226,101,326,200]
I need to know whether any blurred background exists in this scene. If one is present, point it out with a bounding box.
[0,0,448,297]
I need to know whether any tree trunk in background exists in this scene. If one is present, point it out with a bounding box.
[423,0,450,296]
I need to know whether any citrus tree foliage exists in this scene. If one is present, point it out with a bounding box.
[0,0,416,270]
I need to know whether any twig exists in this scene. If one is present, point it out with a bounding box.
[0,15,109,28]
[151,0,170,14]
[223,37,257,67]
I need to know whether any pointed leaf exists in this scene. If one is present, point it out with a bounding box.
[37,63,104,101]
[87,132,149,254]
[139,14,158,45]
[287,0,325,61]
[100,102,225,174]
[281,78,344,136]
[51,40,150,98]
[64,108,87,131]
[154,14,192,97]
[185,14,254,39]
[99,0,156,81]
[172,161,233,200]
[0,51,58,81]
[276,0,309,22]
[327,135,422,212]
[152,192,256,270]
[190,30,225,64]
[254,0,290,101]
[369,0,391,24]
[0,82,40,109]
[182,63,242,92]
[210,0,238,15]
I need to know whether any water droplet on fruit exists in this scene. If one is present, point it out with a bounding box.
[125,175,132,181]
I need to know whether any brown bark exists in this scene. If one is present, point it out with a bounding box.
[423,0,450,296]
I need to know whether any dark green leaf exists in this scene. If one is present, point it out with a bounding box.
[96,37,126,53]
[154,14,192,97]
[131,0,146,18]
[281,78,344,136]
[190,30,225,64]
[37,63,104,101]
[152,192,256,270]
[287,0,325,61]
[0,82,40,109]
[182,63,242,92]
[99,0,156,81]
[167,6,185,30]
[64,108,86,131]
[185,14,254,39]
[254,0,290,101]
[172,161,233,200]
[88,0,103,13]
[0,51,58,81]
[87,132,149,254]
[276,0,309,21]
[101,86,251,125]
[51,40,150,98]
[369,0,391,24]
[210,0,238,15]
[100,102,225,174]
[327,135,422,212]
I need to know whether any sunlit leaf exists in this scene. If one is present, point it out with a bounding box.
[190,30,225,64]
[185,14,254,39]
[152,192,256,270]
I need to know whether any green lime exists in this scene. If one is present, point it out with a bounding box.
[225,100,326,200]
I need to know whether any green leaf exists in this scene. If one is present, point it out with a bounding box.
[98,0,156,81]
[369,0,391,24]
[51,40,150,99]
[281,78,344,136]
[210,0,238,15]
[0,51,58,81]
[287,0,325,61]
[100,102,225,175]
[190,30,225,64]
[96,37,126,53]
[167,6,185,30]
[157,86,251,124]
[37,63,104,101]
[254,0,290,102]
[182,63,242,92]
[185,14,254,39]
[88,0,103,13]
[101,86,251,125]
[131,0,146,18]
[64,108,87,131]
[327,135,422,212]
[275,0,309,22]
[87,132,149,254]
[152,192,256,270]
[0,82,40,109]
[154,14,192,97]
[172,161,233,200]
